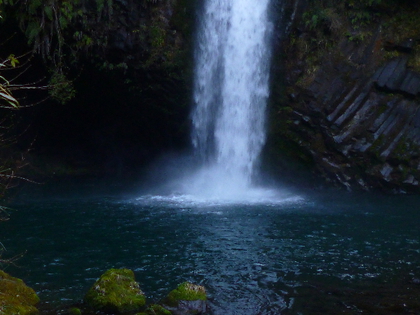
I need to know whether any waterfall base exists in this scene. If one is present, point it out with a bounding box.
[146,164,303,206]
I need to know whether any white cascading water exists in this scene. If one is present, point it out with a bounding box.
[186,0,274,200]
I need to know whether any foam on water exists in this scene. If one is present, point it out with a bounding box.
[135,184,304,208]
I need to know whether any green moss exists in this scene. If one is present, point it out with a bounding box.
[383,50,401,60]
[408,42,420,72]
[0,270,40,315]
[150,24,166,49]
[383,6,420,44]
[368,134,386,159]
[171,0,195,36]
[68,307,82,315]
[143,304,172,315]
[164,282,206,307]
[84,268,146,313]
[48,71,76,104]
[391,137,420,163]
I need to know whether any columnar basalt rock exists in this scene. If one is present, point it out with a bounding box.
[273,0,420,193]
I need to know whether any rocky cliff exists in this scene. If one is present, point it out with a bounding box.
[268,0,420,193]
[3,0,420,192]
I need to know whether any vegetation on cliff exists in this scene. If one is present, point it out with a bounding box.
[1,0,419,191]
[269,0,420,192]
[0,0,195,179]
[0,0,192,103]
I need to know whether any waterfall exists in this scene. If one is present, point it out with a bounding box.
[188,0,273,198]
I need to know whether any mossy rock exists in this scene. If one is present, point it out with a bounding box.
[0,270,40,315]
[68,307,82,315]
[84,268,146,314]
[140,304,172,315]
[163,282,207,315]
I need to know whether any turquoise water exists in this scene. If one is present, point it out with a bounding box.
[2,183,420,314]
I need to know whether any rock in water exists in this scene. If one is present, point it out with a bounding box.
[0,270,40,315]
[84,268,146,313]
[140,304,172,315]
[163,282,207,315]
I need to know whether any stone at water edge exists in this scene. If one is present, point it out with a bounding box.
[84,268,146,313]
[136,304,172,315]
[162,282,208,315]
[0,270,40,315]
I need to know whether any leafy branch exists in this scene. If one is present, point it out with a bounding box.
[0,55,44,267]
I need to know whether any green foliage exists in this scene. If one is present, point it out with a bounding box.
[292,0,402,83]
[1,0,189,77]
[0,83,18,109]
[48,71,76,104]
[345,30,371,42]
[1,0,113,64]
[150,25,165,48]
[348,9,373,27]
[143,0,162,8]
[68,307,82,315]
[143,304,171,315]
[345,0,384,28]
[408,44,420,72]
[383,6,420,42]
[347,0,382,8]
[0,59,19,109]
[303,11,319,30]
[7,54,19,67]
[0,57,21,266]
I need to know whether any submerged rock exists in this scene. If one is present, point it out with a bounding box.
[0,270,40,315]
[162,282,207,315]
[84,268,146,313]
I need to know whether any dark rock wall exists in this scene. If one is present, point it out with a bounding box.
[10,0,197,179]
[269,0,420,193]
[5,0,420,192]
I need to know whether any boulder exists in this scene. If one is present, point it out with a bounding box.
[84,268,146,313]
[162,282,207,315]
[0,270,40,315]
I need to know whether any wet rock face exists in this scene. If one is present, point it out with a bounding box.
[76,0,191,70]
[375,56,420,96]
[275,1,420,193]
[284,60,420,192]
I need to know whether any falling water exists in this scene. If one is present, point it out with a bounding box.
[189,0,274,199]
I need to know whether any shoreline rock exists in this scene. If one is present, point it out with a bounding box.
[0,270,40,315]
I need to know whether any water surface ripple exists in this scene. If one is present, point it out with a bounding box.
[3,188,420,314]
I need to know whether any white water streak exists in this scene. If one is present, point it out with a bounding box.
[192,0,273,192]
